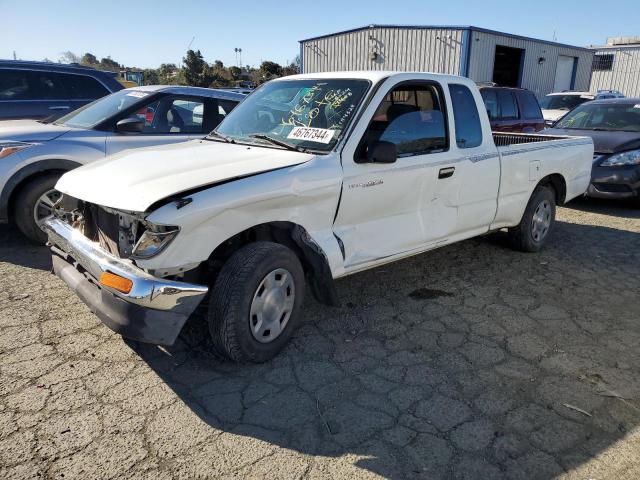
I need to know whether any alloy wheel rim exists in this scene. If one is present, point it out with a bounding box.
[531,199,551,242]
[33,189,61,228]
[249,268,295,343]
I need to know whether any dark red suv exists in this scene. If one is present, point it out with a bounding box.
[479,86,545,133]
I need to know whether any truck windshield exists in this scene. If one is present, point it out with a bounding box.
[555,103,640,132]
[54,90,150,129]
[211,79,370,151]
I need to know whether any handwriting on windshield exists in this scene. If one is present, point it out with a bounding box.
[280,85,355,131]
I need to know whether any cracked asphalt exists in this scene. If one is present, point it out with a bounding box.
[1,197,640,479]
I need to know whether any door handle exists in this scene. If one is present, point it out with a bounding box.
[49,106,70,110]
[438,167,455,179]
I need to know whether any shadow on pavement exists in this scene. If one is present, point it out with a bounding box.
[564,196,640,219]
[0,225,51,271]
[130,218,640,479]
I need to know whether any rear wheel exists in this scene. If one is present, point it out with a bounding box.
[13,173,62,244]
[207,242,305,363]
[508,185,556,252]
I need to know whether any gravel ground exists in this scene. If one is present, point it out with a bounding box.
[1,197,639,479]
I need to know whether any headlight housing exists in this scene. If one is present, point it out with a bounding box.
[131,224,180,259]
[600,149,640,167]
[0,142,33,159]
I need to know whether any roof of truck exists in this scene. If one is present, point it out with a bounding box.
[276,70,472,84]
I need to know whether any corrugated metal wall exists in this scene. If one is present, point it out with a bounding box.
[467,30,593,98]
[590,47,640,97]
[300,26,593,98]
[301,27,465,75]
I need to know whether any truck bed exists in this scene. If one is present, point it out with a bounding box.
[493,132,573,147]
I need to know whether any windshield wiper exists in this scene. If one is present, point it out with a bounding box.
[206,131,235,143]
[248,134,306,153]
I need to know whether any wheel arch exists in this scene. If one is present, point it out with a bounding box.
[537,173,567,205]
[1,159,81,223]
[203,221,339,307]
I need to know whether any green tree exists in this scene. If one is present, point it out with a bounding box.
[81,53,98,65]
[229,66,241,79]
[282,62,300,77]
[142,68,160,85]
[158,63,179,84]
[59,51,80,64]
[100,56,120,71]
[182,49,213,87]
[259,61,283,79]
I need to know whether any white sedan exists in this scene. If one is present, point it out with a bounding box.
[0,86,244,242]
[540,90,625,126]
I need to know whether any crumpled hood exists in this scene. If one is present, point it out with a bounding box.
[56,139,313,212]
[0,119,72,142]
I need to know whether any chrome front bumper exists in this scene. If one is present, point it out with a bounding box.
[44,217,208,345]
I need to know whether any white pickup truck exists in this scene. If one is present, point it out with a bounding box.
[45,71,593,362]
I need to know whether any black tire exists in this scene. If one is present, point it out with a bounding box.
[508,185,556,252]
[13,173,62,244]
[208,241,305,363]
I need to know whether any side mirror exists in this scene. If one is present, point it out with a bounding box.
[367,141,397,163]
[116,117,144,133]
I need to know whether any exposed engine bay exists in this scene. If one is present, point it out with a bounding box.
[54,195,146,259]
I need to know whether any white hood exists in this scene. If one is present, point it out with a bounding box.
[542,109,569,122]
[0,119,72,142]
[56,139,313,212]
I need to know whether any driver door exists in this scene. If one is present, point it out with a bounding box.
[105,95,217,156]
[334,79,461,270]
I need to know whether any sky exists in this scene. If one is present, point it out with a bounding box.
[2,0,639,69]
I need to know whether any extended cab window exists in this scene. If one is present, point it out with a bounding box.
[361,83,448,157]
[449,84,482,148]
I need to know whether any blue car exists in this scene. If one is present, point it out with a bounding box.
[0,60,124,121]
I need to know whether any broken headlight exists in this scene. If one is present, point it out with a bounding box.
[131,224,180,259]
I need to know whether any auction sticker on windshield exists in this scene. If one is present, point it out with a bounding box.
[126,91,149,98]
[287,127,335,144]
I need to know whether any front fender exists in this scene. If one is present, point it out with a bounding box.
[136,155,346,278]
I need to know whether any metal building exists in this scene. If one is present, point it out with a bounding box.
[590,37,640,97]
[300,25,594,97]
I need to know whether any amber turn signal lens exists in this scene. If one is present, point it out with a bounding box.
[99,272,133,294]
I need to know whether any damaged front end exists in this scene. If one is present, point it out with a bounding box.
[55,195,178,261]
[44,195,208,346]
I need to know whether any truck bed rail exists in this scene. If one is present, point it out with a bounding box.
[493,132,570,147]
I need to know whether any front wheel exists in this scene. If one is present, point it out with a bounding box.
[208,242,305,363]
[508,185,556,252]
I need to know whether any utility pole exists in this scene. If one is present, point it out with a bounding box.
[234,48,242,68]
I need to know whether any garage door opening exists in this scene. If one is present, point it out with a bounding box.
[493,45,524,87]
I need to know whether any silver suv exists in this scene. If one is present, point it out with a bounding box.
[0,86,244,242]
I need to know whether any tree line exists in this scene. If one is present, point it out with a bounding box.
[56,49,300,88]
